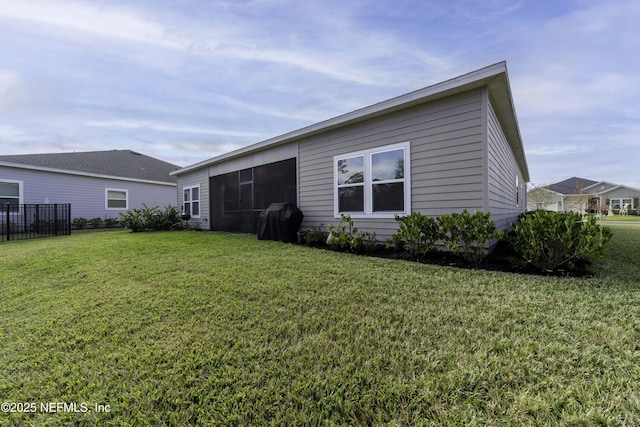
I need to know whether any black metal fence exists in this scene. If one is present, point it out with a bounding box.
[1,204,71,242]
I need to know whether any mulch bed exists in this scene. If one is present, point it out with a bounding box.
[303,240,594,278]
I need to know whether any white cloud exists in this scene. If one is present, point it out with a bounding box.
[0,70,21,93]
[0,0,452,88]
[84,120,263,138]
[0,0,188,49]
[526,144,594,157]
[455,0,524,21]
[0,124,32,142]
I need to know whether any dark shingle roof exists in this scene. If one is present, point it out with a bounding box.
[547,177,598,195]
[0,150,180,183]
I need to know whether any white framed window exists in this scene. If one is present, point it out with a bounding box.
[105,188,128,210]
[334,142,410,218]
[183,185,200,218]
[610,198,633,210]
[0,179,23,213]
[516,175,520,207]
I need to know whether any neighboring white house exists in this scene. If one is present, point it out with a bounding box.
[171,62,529,239]
[528,177,640,215]
[0,150,180,221]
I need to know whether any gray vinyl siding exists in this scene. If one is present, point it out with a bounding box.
[298,90,486,240]
[0,167,176,221]
[486,96,525,230]
[176,168,210,230]
[603,187,640,199]
[206,143,298,177]
[176,143,299,231]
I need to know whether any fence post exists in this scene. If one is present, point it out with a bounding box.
[35,204,40,233]
[66,204,71,235]
[54,204,59,235]
[5,203,10,241]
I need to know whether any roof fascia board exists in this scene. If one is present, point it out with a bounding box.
[486,73,529,182]
[600,185,640,194]
[584,181,616,191]
[530,187,563,196]
[0,161,176,187]
[173,62,515,176]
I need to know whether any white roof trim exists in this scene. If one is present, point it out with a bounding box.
[583,181,617,191]
[0,161,177,187]
[599,184,640,194]
[172,61,529,181]
[529,186,564,196]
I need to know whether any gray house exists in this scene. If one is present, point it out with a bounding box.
[0,150,180,221]
[528,177,640,215]
[172,62,529,239]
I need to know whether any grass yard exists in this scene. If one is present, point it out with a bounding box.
[599,215,640,223]
[1,225,639,426]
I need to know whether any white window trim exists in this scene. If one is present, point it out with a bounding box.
[0,179,24,214]
[610,198,634,210]
[333,141,411,219]
[183,185,201,218]
[105,188,128,210]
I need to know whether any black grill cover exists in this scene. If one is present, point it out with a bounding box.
[257,203,303,242]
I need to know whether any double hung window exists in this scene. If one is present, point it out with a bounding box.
[0,180,22,212]
[183,186,200,217]
[106,189,128,210]
[334,142,410,218]
[610,198,633,210]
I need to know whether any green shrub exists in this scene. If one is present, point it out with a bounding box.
[89,217,103,229]
[302,224,329,247]
[438,210,496,264]
[501,211,613,272]
[148,205,181,231]
[162,205,182,230]
[104,218,119,228]
[72,217,88,230]
[327,215,379,254]
[387,212,440,260]
[119,204,181,232]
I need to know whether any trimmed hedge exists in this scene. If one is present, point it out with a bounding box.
[119,204,182,232]
[385,210,613,273]
[387,210,496,264]
[500,211,613,272]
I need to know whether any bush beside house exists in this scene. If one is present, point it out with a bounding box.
[119,204,181,232]
[300,210,613,275]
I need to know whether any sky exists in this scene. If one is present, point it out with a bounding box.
[1,0,639,188]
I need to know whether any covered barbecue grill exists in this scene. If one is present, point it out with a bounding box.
[257,203,303,243]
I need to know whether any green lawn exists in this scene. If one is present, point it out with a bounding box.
[599,215,640,222]
[1,225,639,426]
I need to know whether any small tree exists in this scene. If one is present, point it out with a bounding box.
[527,183,559,211]
[564,182,591,214]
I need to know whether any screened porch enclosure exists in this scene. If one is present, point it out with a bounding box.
[210,158,297,233]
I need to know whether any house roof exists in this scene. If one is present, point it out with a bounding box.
[0,149,180,184]
[543,177,640,196]
[583,181,618,192]
[546,177,598,195]
[172,61,529,181]
[599,184,640,195]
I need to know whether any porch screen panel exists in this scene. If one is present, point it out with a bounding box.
[210,158,297,233]
[210,171,240,231]
[253,158,297,210]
